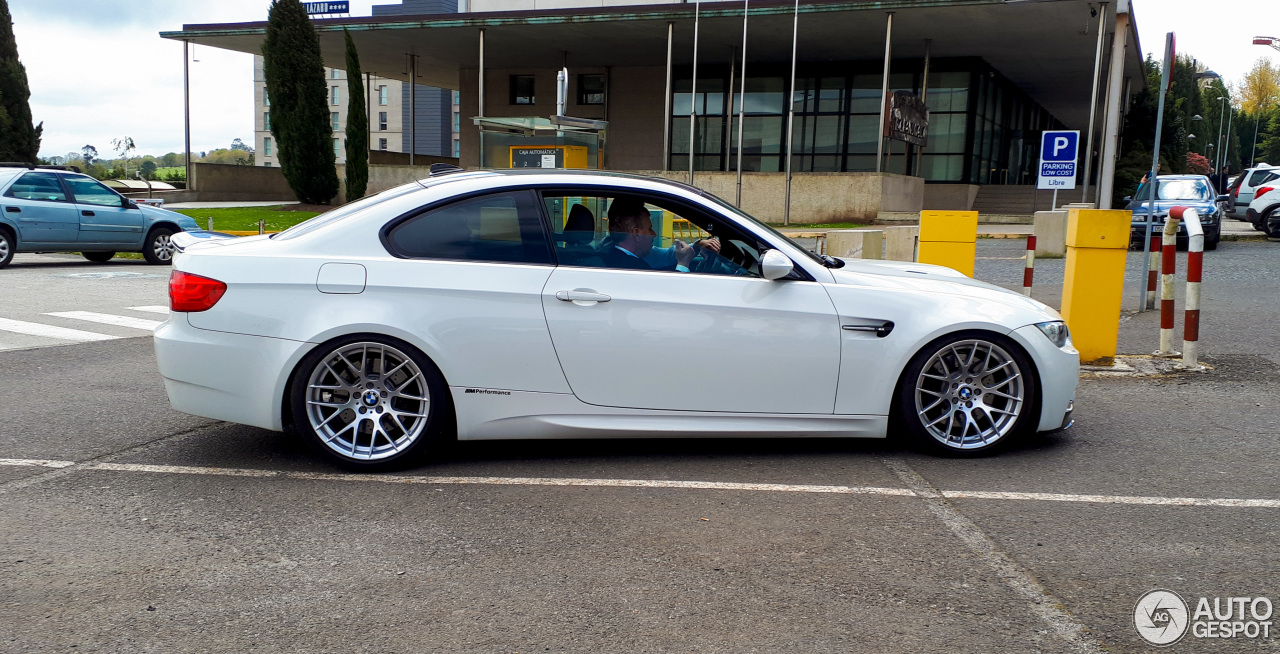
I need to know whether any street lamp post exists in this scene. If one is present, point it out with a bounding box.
[1214,96,1227,175]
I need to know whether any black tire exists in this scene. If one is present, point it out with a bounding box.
[289,334,453,471]
[0,228,13,269]
[82,251,116,262]
[896,331,1039,456]
[1204,234,1219,251]
[142,227,176,265]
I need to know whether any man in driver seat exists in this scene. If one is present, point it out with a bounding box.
[602,197,719,272]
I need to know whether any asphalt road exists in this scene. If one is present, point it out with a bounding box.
[1,244,1277,653]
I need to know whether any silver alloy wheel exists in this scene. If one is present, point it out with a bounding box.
[152,233,175,261]
[304,342,431,461]
[0,235,9,260]
[914,339,1025,450]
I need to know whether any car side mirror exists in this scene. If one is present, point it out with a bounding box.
[1122,196,1132,203]
[760,249,794,281]
[123,197,139,209]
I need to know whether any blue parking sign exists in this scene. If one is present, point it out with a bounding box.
[1038,130,1079,190]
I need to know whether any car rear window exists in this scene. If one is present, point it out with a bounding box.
[385,190,553,265]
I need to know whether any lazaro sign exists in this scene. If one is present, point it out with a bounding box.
[884,91,929,146]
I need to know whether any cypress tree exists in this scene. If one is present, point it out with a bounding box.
[0,0,41,163]
[262,0,338,204]
[343,29,368,202]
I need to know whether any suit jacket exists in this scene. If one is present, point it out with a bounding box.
[599,245,653,270]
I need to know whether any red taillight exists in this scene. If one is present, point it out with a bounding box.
[1256,186,1275,199]
[169,270,227,312]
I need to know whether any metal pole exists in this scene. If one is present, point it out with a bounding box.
[874,12,894,173]
[689,0,701,185]
[916,39,931,175]
[1251,114,1261,167]
[1082,2,1107,204]
[478,30,486,119]
[410,54,417,166]
[735,0,748,206]
[663,22,673,172]
[725,51,734,172]
[1097,12,1128,209]
[366,72,373,156]
[782,0,799,225]
[1214,96,1226,174]
[1138,32,1173,313]
[1223,105,1233,178]
[184,40,192,187]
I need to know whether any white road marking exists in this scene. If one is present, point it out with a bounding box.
[128,305,170,315]
[0,459,1274,510]
[0,317,118,342]
[0,458,76,468]
[46,311,162,331]
[883,457,1105,654]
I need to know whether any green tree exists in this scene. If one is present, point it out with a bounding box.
[140,160,158,179]
[343,29,368,202]
[262,0,338,204]
[0,0,41,162]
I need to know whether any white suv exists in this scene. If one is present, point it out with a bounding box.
[1246,183,1280,237]
[1227,164,1277,223]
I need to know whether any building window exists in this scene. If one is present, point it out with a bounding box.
[331,86,340,105]
[333,138,341,157]
[453,139,460,158]
[378,85,388,105]
[509,75,535,105]
[264,162,272,167]
[264,112,270,131]
[263,87,269,107]
[332,112,340,131]
[378,111,387,130]
[452,90,460,104]
[263,138,272,156]
[379,138,388,151]
[452,112,460,132]
[578,74,605,105]
[331,69,341,79]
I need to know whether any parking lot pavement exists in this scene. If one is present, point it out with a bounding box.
[0,254,171,351]
[2,241,1278,652]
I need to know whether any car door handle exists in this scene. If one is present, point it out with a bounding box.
[4,206,18,213]
[555,290,611,303]
[81,210,95,217]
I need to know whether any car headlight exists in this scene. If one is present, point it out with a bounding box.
[1035,321,1072,349]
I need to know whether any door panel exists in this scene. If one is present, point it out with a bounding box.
[542,267,841,414]
[63,176,145,244]
[2,172,79,243]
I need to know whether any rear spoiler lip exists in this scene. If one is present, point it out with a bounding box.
[171,230,238,253]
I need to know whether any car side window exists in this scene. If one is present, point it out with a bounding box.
[4,172,68,202]
[386,190,553,265]
[539,190,764,278]
[63,176,124,207]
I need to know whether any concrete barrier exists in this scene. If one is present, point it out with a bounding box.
[1032,210,1068,258]
[883,225,919,261]
[827,229,883,259]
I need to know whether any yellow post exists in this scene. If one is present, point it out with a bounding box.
[1060,208,1131,364]
[917,210,978,277]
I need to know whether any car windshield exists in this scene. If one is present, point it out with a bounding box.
[1133,178,1214,202]
[699,192,826,266]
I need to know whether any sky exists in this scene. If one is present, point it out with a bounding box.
[10,0,1280,160]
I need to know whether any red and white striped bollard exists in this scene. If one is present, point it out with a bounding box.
[1156,214,1180,356]
[1145,231,1161,310]
[1170,207,1204,369]
[1022,235,1036,297]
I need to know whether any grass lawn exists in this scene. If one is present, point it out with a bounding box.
[172,206,322,232]
[775,222,870,230]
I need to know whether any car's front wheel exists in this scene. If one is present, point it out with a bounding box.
[897,332,1037,455]
[290,336,451,471]
[82,251,115,262]
[142,227,176,265]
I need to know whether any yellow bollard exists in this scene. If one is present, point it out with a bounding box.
[917,210,978,277]
[1060,208,1131,364]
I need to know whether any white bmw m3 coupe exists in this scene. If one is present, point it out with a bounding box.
[156,169,1078,470]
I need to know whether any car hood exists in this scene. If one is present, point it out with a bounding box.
[827,258,1061,318]
[141,204,199,231]
[1127,199,1219,221]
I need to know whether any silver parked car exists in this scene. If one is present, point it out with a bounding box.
[0,165,200,268]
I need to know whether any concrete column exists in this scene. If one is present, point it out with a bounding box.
[1032,210,1068,258]
[1096,12,1129,210]
[827,229,884,260]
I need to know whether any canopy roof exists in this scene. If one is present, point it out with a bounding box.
[161,0,1145,130]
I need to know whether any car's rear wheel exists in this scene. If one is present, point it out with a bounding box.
[0,229,13,269]
[142,227,176,265]
[897,332,1037,456]
[82,251,115,262]
[290,336,450,471]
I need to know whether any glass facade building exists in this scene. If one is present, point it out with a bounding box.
[669,58,1063,184]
